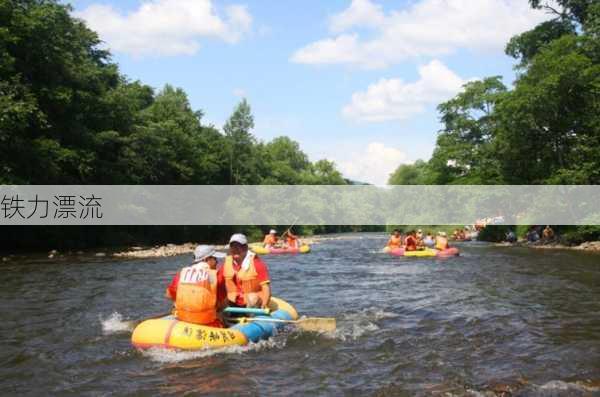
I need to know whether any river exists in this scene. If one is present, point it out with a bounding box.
[1,234,599,396]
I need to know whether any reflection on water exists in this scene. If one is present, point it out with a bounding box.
[1,234,600,396]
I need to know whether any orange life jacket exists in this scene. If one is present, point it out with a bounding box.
[174,263,217,325]
[263,234,277,246]
[388,235,402,249]
[435,237,449,250]
[223,254,262,305]
[287,236,298,248]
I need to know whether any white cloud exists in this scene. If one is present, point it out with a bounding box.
[343,60,469,122]
[292,0,552,68]
[335,142,411,185]
[75,0,252,57]
[330,0,385,32]
[233,88,247,98]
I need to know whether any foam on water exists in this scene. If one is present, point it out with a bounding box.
[330,307,396,341]
[141,338,286,363]
[101,312,134,334]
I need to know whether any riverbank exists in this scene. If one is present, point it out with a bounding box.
[495,240,600,252]
[111,234,356,259]
[0,234,356,263]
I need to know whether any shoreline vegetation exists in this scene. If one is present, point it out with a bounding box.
[2,234,600,264]
[0,234,362,262]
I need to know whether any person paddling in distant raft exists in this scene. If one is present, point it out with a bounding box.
[404,231,418,252]
[220,233,271,309]
[284,229,300,249]
[263,229,279,248]
[435,232,450,251]
[386,229,403,249]
[165,245,226,328]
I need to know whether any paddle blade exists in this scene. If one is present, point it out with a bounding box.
[296,317,336,333]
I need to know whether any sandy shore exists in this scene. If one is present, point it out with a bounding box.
[112,242,229,259]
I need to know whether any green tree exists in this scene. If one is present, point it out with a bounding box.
[301,159,346,185]
[261,136,310,184]
[496,34,600,183]
[428,77,507,184]
[0,0,119,183]
[388,160,433,185]
[223,99,262,184]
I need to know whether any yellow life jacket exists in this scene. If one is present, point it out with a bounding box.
[223,254,262,304]
[174,263,217,325]
[435,237,449,251]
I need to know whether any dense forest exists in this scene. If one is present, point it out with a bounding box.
[0,0,365,251]
[1,0,599,251]
[388,0,600,243]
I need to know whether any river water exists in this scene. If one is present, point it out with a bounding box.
[1,234,600,396]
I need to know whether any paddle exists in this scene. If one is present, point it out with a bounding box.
[278,218,299,247]
[229,316,336,333]
[223,307,270,315]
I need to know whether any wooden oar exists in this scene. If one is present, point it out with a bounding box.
[278,218,299,245]
[230,316,336,333]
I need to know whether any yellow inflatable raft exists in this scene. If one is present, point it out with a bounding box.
[131,297,298,350]
[249,243,311,255]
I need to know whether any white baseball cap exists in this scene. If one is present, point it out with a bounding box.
[229,233,248,245]
[194,245,225,261]
[269,229,277,234]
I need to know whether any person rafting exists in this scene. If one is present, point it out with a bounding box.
[285,230,300,249]
[415,229,426,250]
[435,232,450,251]
[387,229,403,249]
[542,225,555,241]
[506,230,517,243]
[423,232,435,248]
[220,233,271,309]
[165,245,226,327]
[404,231,418,252]
[263,229,279,248]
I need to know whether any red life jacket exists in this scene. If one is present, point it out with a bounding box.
[405,236,417,251]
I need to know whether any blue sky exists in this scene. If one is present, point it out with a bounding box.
[69,0,551,184]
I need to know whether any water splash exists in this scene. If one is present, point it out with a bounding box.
[331,307,397,341]
[141,338,287,363]
[101,312,134,334]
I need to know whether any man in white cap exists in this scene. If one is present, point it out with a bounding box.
[219,233,271,309]
[435,232,450,251]
[165,245,226,327]
[263,229,279,248]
